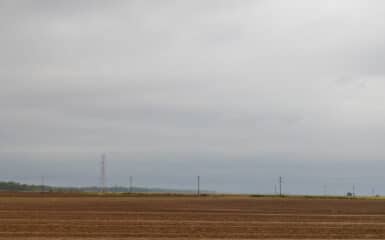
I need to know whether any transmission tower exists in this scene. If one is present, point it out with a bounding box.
[100,153,106,193]
[279,176,283,196]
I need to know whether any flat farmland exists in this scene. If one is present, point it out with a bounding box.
[1,193,385,239]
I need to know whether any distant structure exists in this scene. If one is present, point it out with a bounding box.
[197,176,200,196]
[279,176,283,196]
[323,184,327,196]
[100,153,106,193]
[347,184,356,197]
[41,176,45,193]
[129,176,133,193]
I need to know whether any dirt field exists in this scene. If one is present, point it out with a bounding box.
[1,193,385,239]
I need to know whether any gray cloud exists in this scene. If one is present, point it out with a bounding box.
[1,0,385,193]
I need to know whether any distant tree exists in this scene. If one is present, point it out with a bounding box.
[346,192,353,197]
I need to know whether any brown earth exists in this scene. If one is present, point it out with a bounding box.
[0,193,385,239]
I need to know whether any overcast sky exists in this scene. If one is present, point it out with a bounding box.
[1,1,385,194]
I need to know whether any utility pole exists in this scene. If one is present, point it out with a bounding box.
[352,184,356,197]
[279,176,283,196]
[129,176,133,193]
[197,176,200,196]
[41,176,45,193]
[100,153,106,193]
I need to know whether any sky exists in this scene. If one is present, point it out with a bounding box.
[1,0,385,194]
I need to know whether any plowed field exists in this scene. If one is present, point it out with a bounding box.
[1,193,385,239]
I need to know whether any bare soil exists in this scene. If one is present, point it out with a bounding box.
[0,193,385,239]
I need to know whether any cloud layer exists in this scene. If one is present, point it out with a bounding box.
[1,1,385,192]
